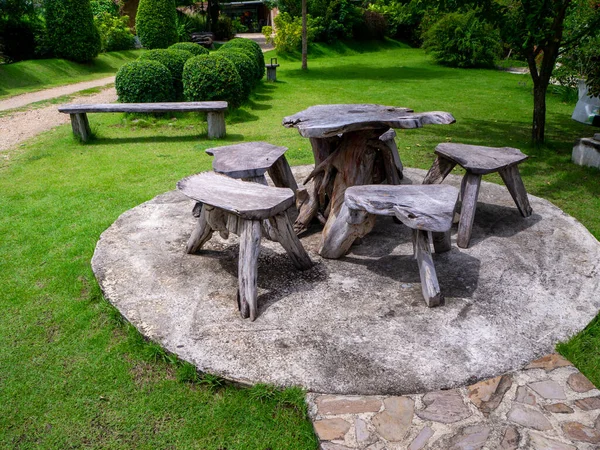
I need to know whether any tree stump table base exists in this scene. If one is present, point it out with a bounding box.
[423,143,533,249]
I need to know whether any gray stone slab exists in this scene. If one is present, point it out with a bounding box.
[92,167,600,395]
[572,137,600,168]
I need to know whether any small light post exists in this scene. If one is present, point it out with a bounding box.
[266,58,279,82]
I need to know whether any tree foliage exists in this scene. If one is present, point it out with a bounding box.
[136,0,178,49]
[45,0,101,62]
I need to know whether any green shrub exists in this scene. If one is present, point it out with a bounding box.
[182,54,244,108]
[90,0,118,16]
[422,10,501,69]
[0,16,44,62]
[168,42,209,57]
[94,12,135,52]
[220,37,265,81]
[214,14,234,40]
[271,12,321,54]
[115,59,175,103]
[139,48,193,98]
[44,0,101,62]
[135,0,178,49]
[360,10,387,40]
[217,48,256,101]
[322,0,363,42]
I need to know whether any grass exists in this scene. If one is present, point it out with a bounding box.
[0,50,142,100]
[1,38,600,447]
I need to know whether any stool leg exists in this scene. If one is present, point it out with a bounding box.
[423,156,456,184]
[498,165,533,217]
[238,220,262,321]
[319,204,374,259]
[413,229,443,307]
[186,204,214,254]
[457,173,482,248]
[270,211,313,270]
[268,156,299,192]
[432,230,452,253]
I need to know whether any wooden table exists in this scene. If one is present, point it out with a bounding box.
[282,104,455,254]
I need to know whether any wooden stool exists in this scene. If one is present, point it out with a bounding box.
[178,172,313,321]
[206,141,298,190]
[321,184,459,306]
[423,143,533,249]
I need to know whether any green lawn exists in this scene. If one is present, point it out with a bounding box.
[1,39,599,448]
[0,50,143,100]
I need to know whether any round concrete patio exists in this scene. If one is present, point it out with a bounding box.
[91,167,600,395]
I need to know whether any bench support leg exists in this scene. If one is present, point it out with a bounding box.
[238,219,262,321]
[457,172,482,248]
[432,230,452,253]
[379,129,404,182]
[186,205,214,254]
[413,229,443,307]
[207,111,226,139]
[70,113,91,142]
[270,211,313,270]
[423,156,456,184]
[498,164,533,218]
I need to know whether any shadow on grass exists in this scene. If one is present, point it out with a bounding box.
[284,64,458,82]
[85,134,245,145]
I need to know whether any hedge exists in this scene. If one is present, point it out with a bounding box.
[135,0,178,49]
[115,60,175,103]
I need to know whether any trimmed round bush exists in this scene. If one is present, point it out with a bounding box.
[44,0,101,62]
[115,60,175,103]
[218,49,257,100]
[136,0,178,49]
[220,38,265,82]
[139,48,193,99]
[168,42,209,57]
[183,54,244,108]
[422,10,501,69]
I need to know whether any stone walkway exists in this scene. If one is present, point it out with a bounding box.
[308,354,600,449]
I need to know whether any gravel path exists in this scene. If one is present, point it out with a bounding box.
[0,76,115,111]
[0,86,116,153]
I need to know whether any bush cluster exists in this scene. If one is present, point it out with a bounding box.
[219,38,265,82]
[115,59,175,103]
[139,48,193,97]
[94,12,135,52]
[422,10,501,68]
[168,42,209,57]
[217,49,256,100]
[135,0,178,49]
[183,54,244,108]
[44,0,101,62]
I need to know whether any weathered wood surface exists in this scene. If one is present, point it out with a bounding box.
[58,101,228,114]
[498,164,533,218]
[70,113,91,142]
[177,172,294,220]
[435,143,528,175]
[413,229,443,307]
[345,184,459,233]
[319,203,375,259]
[206,142,289,179]
[237,219,262,320]
[186,205,214,254]
[456,172,482,248]
[378,129,404,182]
[282,104,455,138]
[422,155,457,184]
[269,211,314,270]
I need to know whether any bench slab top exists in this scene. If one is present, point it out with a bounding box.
[282,104,456,138]
[435,143,528,174]
[177,172,294,220]
[345,184,459,232]
[58,101,228,114]
[206,142,288,178]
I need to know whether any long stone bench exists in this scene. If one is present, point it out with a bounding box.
[58,101,228,142]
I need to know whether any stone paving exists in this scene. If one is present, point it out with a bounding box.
[307,354,600,449]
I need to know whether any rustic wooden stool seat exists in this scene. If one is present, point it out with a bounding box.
[423,143,533,248]
[206,141,298,190]
[321,184,460,306]
[178,172,313,321]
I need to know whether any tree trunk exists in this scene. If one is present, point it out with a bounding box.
[301,0,307,70]
[532,80,548,145]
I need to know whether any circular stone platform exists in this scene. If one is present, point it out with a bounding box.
[92,167,600,395]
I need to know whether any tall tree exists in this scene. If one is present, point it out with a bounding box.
[500,0,600,144]
[302,0,308,70]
